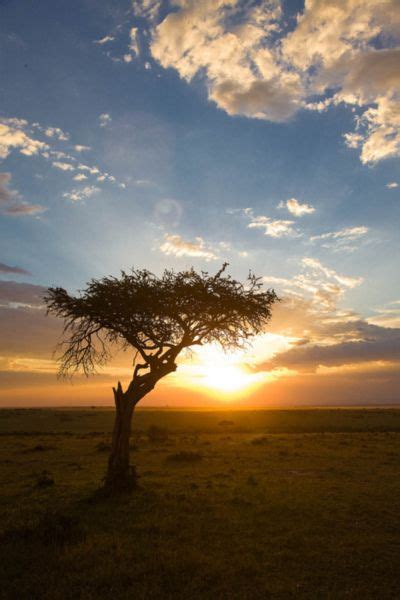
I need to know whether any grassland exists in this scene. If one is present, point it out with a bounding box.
[0,408,399,599]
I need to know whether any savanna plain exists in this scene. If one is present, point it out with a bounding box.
[0,407,399,599]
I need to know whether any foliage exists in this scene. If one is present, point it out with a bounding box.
[44,264,278,381]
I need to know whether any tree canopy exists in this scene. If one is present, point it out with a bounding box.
[45,264,278,491]
[45,263,278,380]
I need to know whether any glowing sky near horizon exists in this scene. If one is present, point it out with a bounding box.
[0,0,399,406]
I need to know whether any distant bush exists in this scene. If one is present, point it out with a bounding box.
[37,511,86,547]
[250,436,270,446]
[166,451,202,463]
[96,441,111,452]
[36,471,55,488]
[2,512,86,548]
[147,425,169,444]
[26,444,55,453]
[246,475,258,486]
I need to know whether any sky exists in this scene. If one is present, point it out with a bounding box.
[0,0,399,407]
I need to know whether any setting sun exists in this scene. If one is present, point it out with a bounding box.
[200,363,251,393]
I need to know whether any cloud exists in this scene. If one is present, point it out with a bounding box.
[134,0,400,163]
[0,118,49,159]
[0,262,31,276]
[0,172,16,204]
[0,280,45,306]
[256,255,399,375]
[132,0,161,22]
[279,198,315,217]
[387,182,398,189]
[310,226,369,250]
[52,161,75,171]
[0,172,46,216]
[264,256,363,312]
[73,173,88,181]
[99,113,112,127]
[368,300,400,328]
[44,127,69,141]
[248,215,297,238]
[266,323,400,372]
[129,27,140,56]
[160,234,218,260]
[74,145,91,153]
[4,203,47,216]
[62,186,100,202]
[94,35,115,45]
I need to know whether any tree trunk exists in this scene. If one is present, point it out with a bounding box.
[104,383,137,493]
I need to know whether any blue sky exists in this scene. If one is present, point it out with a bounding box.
[0,0,399,405]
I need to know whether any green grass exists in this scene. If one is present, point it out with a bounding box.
[0,408,399,599]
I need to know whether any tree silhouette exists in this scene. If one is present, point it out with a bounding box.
[45,264,278,493]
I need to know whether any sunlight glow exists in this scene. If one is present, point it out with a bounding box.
[171,336,295,398]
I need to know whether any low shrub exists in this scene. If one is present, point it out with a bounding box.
[147,425,169,444]
[166,451,203,463]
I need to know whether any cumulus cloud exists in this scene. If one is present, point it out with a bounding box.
[279,198,315,217]
[0,118,49,159]
[43,126,69,141]
[386,182,398,189]
[52,161,75,171]
[99,113,112,127]
[132,0,400,163]
[74,145,91,153]
[62,186,100,203]
[0,262,30,276]
[160,234,218,261]
[73,173,87,181]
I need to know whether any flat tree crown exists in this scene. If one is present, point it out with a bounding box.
[45,264,278,377]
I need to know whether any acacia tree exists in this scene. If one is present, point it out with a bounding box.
[45,264,278,492]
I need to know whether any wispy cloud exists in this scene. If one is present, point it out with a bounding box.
[264,256,363,311]
[94,35,115,45]
[310,226,369,250]
[0,173,16,204]
[248,216,297,238]
[0,262,31,276]
[386,182,398,189]
[160,234,218,261]
[0,172,46,217]
[4,203,47,216]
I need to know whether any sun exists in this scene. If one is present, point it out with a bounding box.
[181,344,265,396]
[200,363,252,393]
